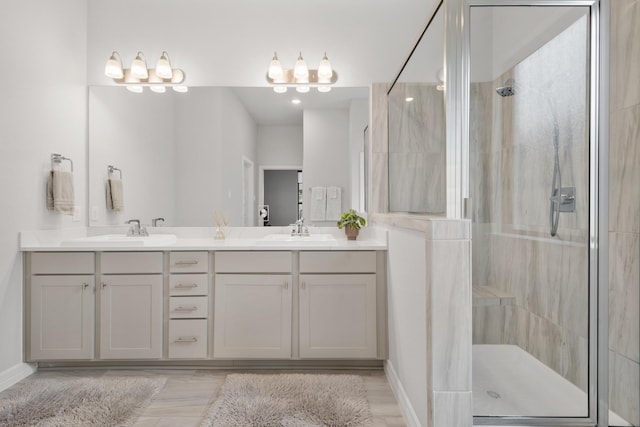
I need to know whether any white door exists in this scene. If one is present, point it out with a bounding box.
[30,275,95,360]
[99,274,163,359]
[214,274,292,358]
[299,274,377,358]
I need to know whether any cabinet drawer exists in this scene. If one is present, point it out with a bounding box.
[215,251,292,273]
[168,319,208,359]
[101,252,163,274]
[169,296,208,318]
[169,274,208,296]
[170,252,208,273]
[31,252,94,275]
[299,251,376,273]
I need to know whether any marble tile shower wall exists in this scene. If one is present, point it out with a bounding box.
[472,15,591,394]
[388,83,446,214]
[609,0,640,424]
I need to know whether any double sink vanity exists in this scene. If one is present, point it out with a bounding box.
[21,227,387,366]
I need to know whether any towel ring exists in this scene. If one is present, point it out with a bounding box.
[107,165,122,179]
[51,153,73,172]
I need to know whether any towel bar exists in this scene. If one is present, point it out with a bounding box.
[107,165,123,179]
[50,153,73,172]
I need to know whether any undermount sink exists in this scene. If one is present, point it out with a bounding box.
[60,234,177,247]
[257,234,337,244]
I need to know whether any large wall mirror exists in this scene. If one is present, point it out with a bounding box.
[89,86,368,227]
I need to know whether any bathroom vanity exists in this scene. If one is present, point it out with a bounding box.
[21,228,387,365]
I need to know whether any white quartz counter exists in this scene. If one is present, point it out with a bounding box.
[20,226,387,252]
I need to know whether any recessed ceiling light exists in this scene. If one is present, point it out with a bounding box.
[405,97,414,102]
[291,99,301,105]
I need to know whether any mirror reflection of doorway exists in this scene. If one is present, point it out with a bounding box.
[263,169,301,226]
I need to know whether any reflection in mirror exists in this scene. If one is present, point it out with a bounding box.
[388,3,445,214]
[469,5,594,420]
[89,86,368,227]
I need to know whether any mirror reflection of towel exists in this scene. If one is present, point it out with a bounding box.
[46,170,74,215]
[107,178,124,212]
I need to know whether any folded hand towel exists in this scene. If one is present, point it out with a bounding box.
[325,186,342,220]
[46,170,75,215]
[106,178,124,212]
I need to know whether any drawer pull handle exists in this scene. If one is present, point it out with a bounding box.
[175,260,199,265]
[175,283,198,289]
[174,306,198,312]
[174,337,198,343]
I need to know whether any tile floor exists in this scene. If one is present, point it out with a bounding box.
[17,368,407,427]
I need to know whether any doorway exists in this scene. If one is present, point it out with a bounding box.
[259,167,302,226]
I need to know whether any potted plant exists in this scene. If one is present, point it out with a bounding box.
[337,209,366,240]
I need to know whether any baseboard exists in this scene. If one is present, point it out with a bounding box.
[0,362,37,392]
[384,360,422,427]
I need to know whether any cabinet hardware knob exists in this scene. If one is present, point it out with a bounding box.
[174,306,198,312]
[175,283,198,289]
[174,337,198,343]
[82,283,89,289]
[175,260,198,265]
[101,282,107,289]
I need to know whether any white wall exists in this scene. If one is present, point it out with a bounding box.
[0,0,87,378]
[349,99,369,211]
[386,226,428,426]
[257,126,303,168]
[302,109,351,226]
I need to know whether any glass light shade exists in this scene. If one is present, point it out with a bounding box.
[317,86,331,93]
[317,53,333,80]
[273,86,287,94]
[155,51,173,79]
[296,86,310,93]
[293,52,308,79]
[150,85,166,93]
[126,85,143,93]
[131,52,148,79]
[268,52,284,80]
[104,52,123,79]
[173,85,189,93]
[170,69,185,83]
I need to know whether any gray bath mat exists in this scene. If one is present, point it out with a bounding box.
[0,375,165,426]
[201,373,372,427]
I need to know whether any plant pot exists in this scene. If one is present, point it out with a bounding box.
[345,225,359,240]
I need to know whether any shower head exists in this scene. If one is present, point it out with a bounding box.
[496,78,515,97]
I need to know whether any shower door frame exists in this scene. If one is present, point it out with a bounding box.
[451,0,610,425]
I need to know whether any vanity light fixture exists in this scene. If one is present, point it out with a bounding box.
[104,51,187,93]
[266,51,337,93]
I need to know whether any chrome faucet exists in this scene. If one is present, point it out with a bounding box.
[126,219,148,236]
[152,217,165,227]
[290,218,309,236]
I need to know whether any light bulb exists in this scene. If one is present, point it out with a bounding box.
[291,99,301,105]
[126,85,143,93]
[155,51,172,80]
[317,52,333,80]
[131,52,148,79]
[317,86,331,93]
[172,85,189,93]
[405,97,414,102]
[273,86,287,94]
[296,86,310,93]
[105,51,124,79]
[150,85,166,93]
[293,52,308,80]
[268,52,284,80]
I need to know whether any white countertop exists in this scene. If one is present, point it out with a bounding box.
[20,226,387,252]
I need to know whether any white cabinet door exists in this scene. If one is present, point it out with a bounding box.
[30,275,95,360]
[214,274,292,358]
[99,275,163,359]
[299,274,377,358]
